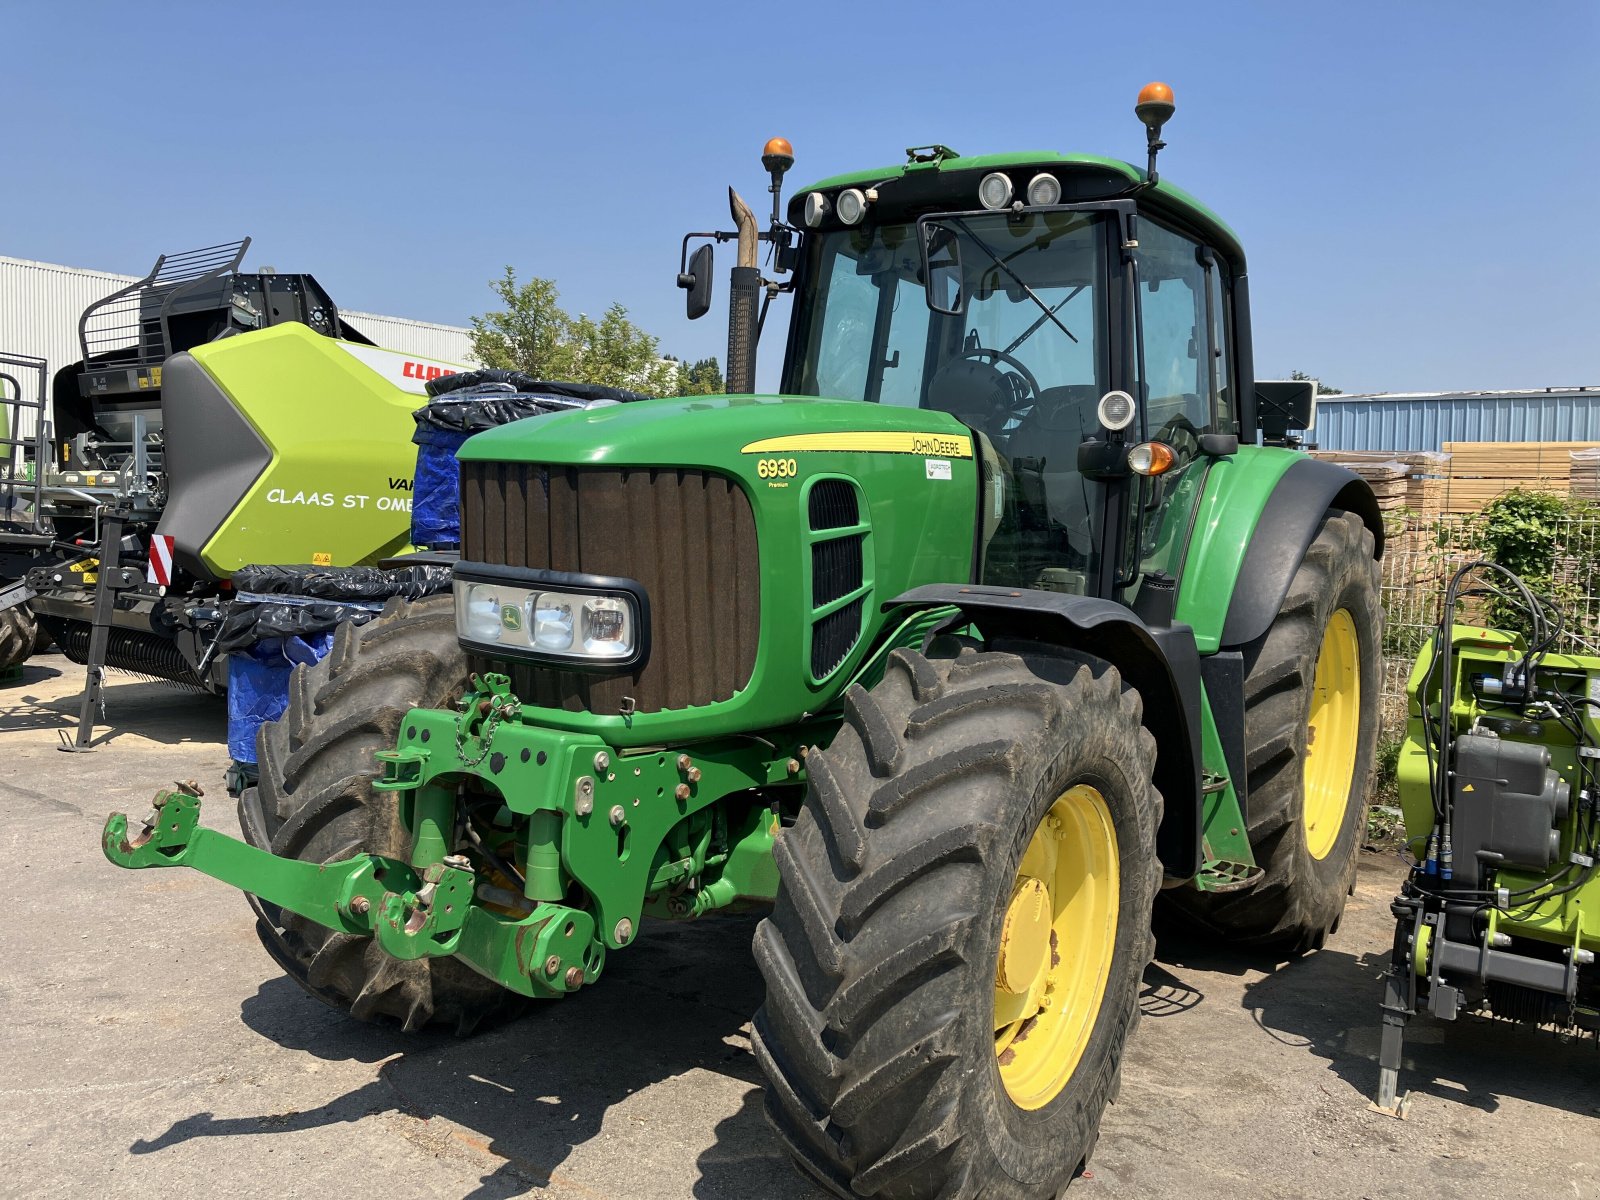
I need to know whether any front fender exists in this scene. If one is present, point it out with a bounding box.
[886,585,1203,879]
[1177,450,1382,653]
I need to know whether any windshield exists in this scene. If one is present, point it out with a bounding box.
[790,211,1111,592]
[792,211,1107,420]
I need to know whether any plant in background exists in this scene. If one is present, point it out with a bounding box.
[1468,489,1600,641]
[469,268,720,398]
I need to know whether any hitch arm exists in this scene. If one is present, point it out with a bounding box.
[103,785,399,936]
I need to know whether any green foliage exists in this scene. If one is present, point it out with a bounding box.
[469,268,720,397]
[679,357,724,396]
[1467,489,1600,637]
[1288,368,1343,396]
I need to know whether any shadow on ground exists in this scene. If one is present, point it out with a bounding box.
[0,664,221,745]
[131,914,823,1199]
[1146,862,1599,1123]
[1240,941,1599,1120]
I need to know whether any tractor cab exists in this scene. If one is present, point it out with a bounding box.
[682,84,1259,624]
[782,167,1243,618]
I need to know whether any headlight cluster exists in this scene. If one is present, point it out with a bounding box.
[455,575,643,665]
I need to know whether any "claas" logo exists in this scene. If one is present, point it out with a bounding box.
[402,361,456,382]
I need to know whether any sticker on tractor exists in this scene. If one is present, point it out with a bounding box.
[146,534,175,586]
[926,458,952,481]
[312,552,332,566]
[741,432,973,459]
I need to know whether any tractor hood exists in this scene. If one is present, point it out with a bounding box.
[452,393,983,742]
[456,392,978,473]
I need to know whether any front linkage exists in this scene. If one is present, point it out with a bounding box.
[104,673,822,998]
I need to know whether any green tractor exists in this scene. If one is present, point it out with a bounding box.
[106,84,1383,1197]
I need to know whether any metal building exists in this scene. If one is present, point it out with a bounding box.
[1312,387,1600,452]
[0,254,475,438]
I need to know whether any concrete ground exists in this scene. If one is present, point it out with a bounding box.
[2,654,1596,1200]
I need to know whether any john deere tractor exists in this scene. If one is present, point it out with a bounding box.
[106,84,1383,1198]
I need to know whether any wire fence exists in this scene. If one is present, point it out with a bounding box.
[1377,508,1600,731]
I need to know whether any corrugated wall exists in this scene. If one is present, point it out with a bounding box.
[1313,390,1600,452]
[341,310,474,365]
[0,256,474,439]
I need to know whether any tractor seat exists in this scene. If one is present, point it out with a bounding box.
[1007,385,1101,556]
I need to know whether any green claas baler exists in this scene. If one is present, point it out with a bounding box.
[105,84,1384,1198]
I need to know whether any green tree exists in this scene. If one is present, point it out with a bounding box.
[680,356,724,396]
[1289,368,1344,396]
[468,268,691,396]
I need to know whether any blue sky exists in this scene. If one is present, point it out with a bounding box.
[3,1,1594,394]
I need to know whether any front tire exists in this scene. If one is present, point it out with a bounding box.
[0,602,38,670]
[1166,508,1380,952]
[239,594,523,1034]
[753,644,1161,1199]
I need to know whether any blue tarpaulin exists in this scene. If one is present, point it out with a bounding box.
[226,633,334,763]
[411,425,471,548]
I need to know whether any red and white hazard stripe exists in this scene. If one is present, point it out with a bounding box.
[147,534,175,586]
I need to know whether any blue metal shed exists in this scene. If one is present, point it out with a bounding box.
[1310,388,1600,452]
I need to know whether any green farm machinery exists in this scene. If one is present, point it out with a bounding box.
[105,84,1385,1197]
[1377,566,1599,1114]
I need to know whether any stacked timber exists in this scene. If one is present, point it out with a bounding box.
[1308,450,1448,517]
[1440,441,1600,512]
[1572,449,1600,500]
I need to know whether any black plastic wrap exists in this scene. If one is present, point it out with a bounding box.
[215,598,385,654]
[424,369,647,405]
[230,563,454,601]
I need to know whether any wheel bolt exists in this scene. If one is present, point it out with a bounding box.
[675,783,691,801]
[677,754,693,773]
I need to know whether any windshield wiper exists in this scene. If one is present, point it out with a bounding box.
[949,217,1079,345]
[1004,285,1085,355]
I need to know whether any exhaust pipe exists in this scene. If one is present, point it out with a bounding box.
[726,187,760,395]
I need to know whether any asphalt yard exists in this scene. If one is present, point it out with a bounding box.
[3,655,1596,1199]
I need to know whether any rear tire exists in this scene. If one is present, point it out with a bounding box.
[1165,509,1380,953]
[239,594,523,1034]
[0,603,38,669]
[753,644,1161,1199]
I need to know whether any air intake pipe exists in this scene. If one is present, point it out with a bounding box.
[726,188,760,395]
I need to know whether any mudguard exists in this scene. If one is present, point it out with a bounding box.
[887,584,1204,879]
[1218,457,1382,648]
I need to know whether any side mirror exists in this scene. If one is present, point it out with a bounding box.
[678,243,714,320]
[922,223,965,316]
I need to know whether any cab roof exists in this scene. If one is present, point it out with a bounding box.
[792,150,1244,267]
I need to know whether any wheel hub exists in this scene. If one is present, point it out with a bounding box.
[994,785,1119,1110]
[996,878,1053,995]
[1303,607,1361,860]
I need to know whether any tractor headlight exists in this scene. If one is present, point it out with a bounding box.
[835,188,867,226]
[1026,172,1062,206]
[978,172,1014,210]
[454,566,648,669]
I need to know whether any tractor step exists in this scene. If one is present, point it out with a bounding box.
[1194,857,1264,893]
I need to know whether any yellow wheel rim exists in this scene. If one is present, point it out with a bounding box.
[1302,608,1361,860]
[994,784,1119,1110]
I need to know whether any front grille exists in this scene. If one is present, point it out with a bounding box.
[811,598,865,678]
[460,462,759,714]
[808,479,859,530]
[811,534,864,607]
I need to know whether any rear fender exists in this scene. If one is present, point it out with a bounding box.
[888,584,1203,879]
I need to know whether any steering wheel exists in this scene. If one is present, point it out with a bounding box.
[926,348,1041,433]
[956,347,1040,407]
